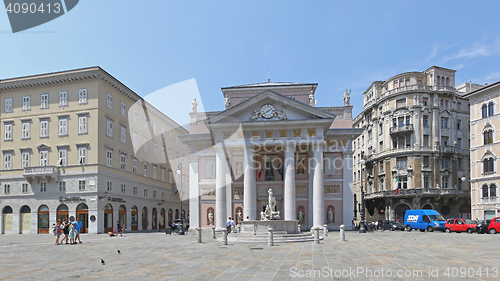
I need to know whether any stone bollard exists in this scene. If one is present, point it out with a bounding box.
[313,227,320,244]
[268,227,274,246]
[340,224,345,242]
[297,224,301,233]
[237,225,241,234]
[323,224,328,237]
[196,227,202,243]
[212,227,216,239]
[222,230,228,245]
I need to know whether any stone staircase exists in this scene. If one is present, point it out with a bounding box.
[222,231,324,243]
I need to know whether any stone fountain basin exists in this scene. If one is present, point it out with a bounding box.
[240,220,299,234]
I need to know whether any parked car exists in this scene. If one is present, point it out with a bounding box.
[380,220,404,231]
[444,219,478,233]
[404,209,446,232]
[488,217,500,234]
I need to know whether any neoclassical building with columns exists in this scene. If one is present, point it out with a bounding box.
[181,81,362,231]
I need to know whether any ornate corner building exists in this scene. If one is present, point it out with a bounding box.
[353,66,478,222]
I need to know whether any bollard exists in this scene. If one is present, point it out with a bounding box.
[313,227,320,244]
[222,229,228,245]
[340,224,345,242]
[237,225,241,234]
[323,224,328,237]
[212,227,216,239]
[196,227,202,243]
[297,224,301,233]
[268,227,274,246]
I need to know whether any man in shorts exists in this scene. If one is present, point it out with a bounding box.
[74,217,83,243]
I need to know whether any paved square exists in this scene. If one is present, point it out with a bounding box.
[0,229,498,280]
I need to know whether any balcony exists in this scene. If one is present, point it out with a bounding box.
[440,145,455,154]
[390,124,414,135]
[481,197,498,204]
[24,166,59,183]
[364,187,469,200]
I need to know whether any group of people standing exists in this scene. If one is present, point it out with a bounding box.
[54,218,82,245]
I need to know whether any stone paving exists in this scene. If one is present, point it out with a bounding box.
[0,229,499,280]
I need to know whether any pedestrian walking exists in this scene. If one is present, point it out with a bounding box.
[74,218,83,244]
[116,221,122,237]
[55,219,62,245]
[60,218,70,244]
[68,222,76,244]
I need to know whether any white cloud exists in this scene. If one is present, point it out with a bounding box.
[443,37,500,62]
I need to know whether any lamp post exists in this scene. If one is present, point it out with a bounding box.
[176,163,185,235]
[359,159,367,233]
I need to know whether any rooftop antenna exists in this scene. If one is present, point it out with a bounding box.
[268,68,270,83]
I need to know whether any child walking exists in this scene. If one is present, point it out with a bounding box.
[68,222,76,244]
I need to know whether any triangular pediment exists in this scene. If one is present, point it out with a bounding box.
[206,90,336,124]
[37,144,51,150]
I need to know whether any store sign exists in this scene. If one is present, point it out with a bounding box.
[108,197,126,203]
[59,196,86,202]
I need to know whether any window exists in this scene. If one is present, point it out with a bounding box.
[78,115,88,134]
[484,130,493,145]
[22,96,31,111]
[168,149,173,160]
[168,169,173,183]
[4,123,12,141]
[107,181,112,192]
[59,181,66,192]
[58,148,67,166]
[133,186,137,195]
[482,185,489,198]
[40,94,49,109]
[423,135,429,147]
[169,132,173,142]
[106,93,113,109]
[176,137,180,146]
[22,183,29,193]
[77,146,87,164]
[442,158,450,169]
[153,122,157,135]
[143,188,148,197]
[39,150,48,166]
[21,121,30,139]
[4,98,13,113]
[152,141,157,156]
[458,158,462,170]
[441,117,448,129]
[481,104,488,118]
[143,162,148,177]
[21,151,30,168]
[161,167,166,181]
[121,184,125,193]
[40,182,46,193]
[379,141,383,152]
[457,102,462,111]
[58,117,68,136]
[106,119,113,137]
[132,131,138,149]
[423,115,429,127]
[4,184,10,194]
[457,119,461,130]
[106,148,113,167]
[133,110,138,123]
[422,97,428,106]
[153,190,157,198]
[120,153,126,170]
[424,176,430,189]
[143,117,148,129]
[442,176,449,189]
[40,119,49,138]
[152,164,157,179]
[423,156,429,167]
[490,184,497,198]
[120,102,126,116]
[396,157,407,169]
[78,89,87,104]
[396,98,406,108]
[120,125,126,143]
[489,102,494,116]
[457,138,462,150]
[132,157,138,173]
[397,176,408,189]
[59,91,68,107]
[368,130,372,140]
[78,180,86,191]
[3,152,12,170]
[161,146,165,160]
[483,157,495,174]
[143,136,148,153]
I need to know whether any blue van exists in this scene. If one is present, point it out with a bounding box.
[403,209,446,232]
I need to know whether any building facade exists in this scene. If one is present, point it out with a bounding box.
[0,67,188,234]
[181,81,362,231]
[465,80,500,220]
[353,66,473,222]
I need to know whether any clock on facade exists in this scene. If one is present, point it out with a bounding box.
[260,104,276,119]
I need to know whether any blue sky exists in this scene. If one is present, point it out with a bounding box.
[1,1,500,125]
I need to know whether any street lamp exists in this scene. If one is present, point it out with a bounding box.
[359,158,367,233]
[176,163,185,235]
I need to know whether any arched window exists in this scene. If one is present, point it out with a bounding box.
[482,185,489,198]
[437,76,441,85]
[446,77,450,86]
[490,184,497,198]
[489,102,494,116]
[483,158,494,173]
[484,130,493,145]
[482,104,488,118]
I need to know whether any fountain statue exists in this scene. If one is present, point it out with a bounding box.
[260,189,280,220]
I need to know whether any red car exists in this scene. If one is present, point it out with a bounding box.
[488,217,500,234]
[444,218,477,233]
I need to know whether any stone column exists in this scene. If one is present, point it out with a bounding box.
[215,147,227,231]
[243,147,256,220]
[414,108,421,146]
[284,144,296,221]
[313,142,324,228]
[147,209,152,230]
[342,152,353,227]
[189,155,199,228]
